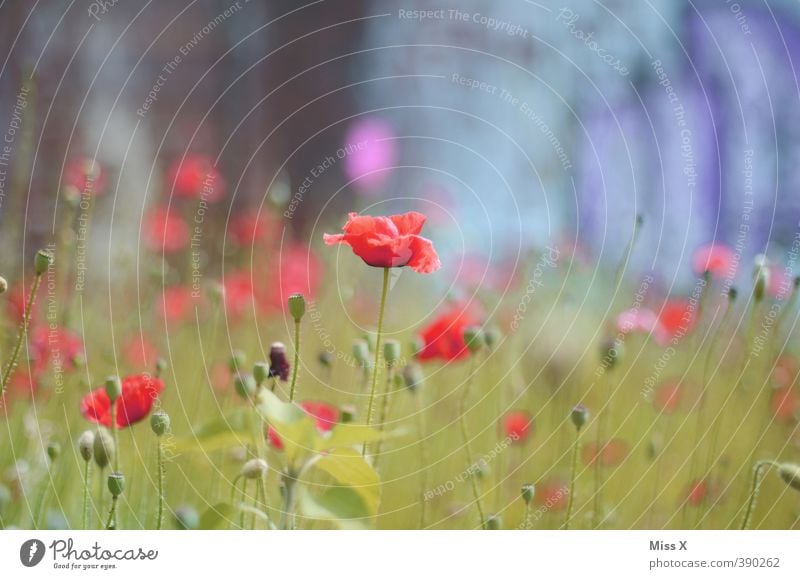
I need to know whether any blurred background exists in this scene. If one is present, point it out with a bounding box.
[1,0,800,289]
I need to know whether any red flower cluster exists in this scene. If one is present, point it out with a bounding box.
[80,374,165,428]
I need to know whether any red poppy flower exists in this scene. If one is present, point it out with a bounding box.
[772,386,797,422]
[653,381,682,414]
[657,299,696,343]
[692,243,735,280]
[684,479,710,507]
[167,155,226,202]
[144,205,190,253]
[80,374,165,428]
[534,479,569,511]
[582,439,629,467]
[416,303,479,362]
[159,285,195,324]
[267,401,339,451]
[30,326,84,373]
[324,211,440,273]
[503,410,533,443]
[64,156,106,197]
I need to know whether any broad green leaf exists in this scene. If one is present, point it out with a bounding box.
[199,503,237,530]
[256,389,306,424]
[299,486,374,529]
[310,448,381,515]
[174,408,253,453]
[256,389,317,465]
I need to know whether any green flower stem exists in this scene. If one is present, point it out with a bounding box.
[459,356,486,529]
[289,319,301,402]
[156,441,165,530]
[0,272,43,398]
[82,461,91,529]
[414,391,429,529]
[105,496,118,530]
[372,365,395,468]
[110,402,120,472]
[362,267,390,457]
[740,460,779,530]
[523,502,532,530]
[564,427,582,529]
[280,471,298,530]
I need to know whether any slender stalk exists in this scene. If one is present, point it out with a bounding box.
[740,460,778,530]
[289,320,301,402]
[414,391,429,529]
[156,441,165,530]
[0,273,42,397]
[82,461,91,529]
[280,471,297,530]
[110,402,120,472]
[105,496,118,530]
[362,267,390,457]
[459,356,486,529]
[564,427,582,529]
[372,365,395,467]
[239,479,248,528]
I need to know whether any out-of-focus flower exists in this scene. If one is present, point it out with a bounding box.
[692,243,735,280]
[582,439,629,467]
[534,479,569,511]
[656,299,696,344]
[342,117,396,192]
[123,335,159,370]
[227,211,278,248]
[416,303,480,362]
[144,205,190,253]
[616,308,660,336]
[220,270,255,319]
[64,156,107,197]
[324,212,440,274]
[167,155,226,202]
[30,326,84,373]
[159,285,195,324]
[80,374,165,428]
[503,410,533,443]
[774,356,797,389]
[772,386,797,422]
[267,401,339,451]
[684,479,712,507]
[653,380,683,414]
[259,245,323,313]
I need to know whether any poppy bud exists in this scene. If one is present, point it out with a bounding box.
[728,287,738,302]
[34,249,53,276]
[463,326,484,354]
[600,338,622,370]
[410,336,425,359]
[340,404,357,423]
[253,361,270,386]
[571,404,589,431]
[318,351,333,369]
[485,514,502,530]
[174,505,199,530]
[753,255,770,302]
[155,358,167,377]
[229,349,247,374]
[384,339,401,367]
[107,472,125,497]
[288,293,306,322]
[484,326,501,349]
[104,376,122,403]
[78,430,95,462]
[150,410,170,437]
[352,340,370,366]
[47,441,61,461]
[521,483,535,505]
[234,373,257,400]
[269,342,290,381]
[0,276,7,294]
[93,428,115,469]
[241,458,268,480]
[778,463,800,491]
[402,363,425,392]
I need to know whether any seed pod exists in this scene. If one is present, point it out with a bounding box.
[402,363,425,392]
[288,293,306,322]
[93,428,115,469]
[229,349,247,374]
[107,472,125,497]
[155,358,167,377]
[174,505,199,530]
[600,338,623,370]
[753,255,770,302]
[352,340,370,366]
[253,361,270,386]
[78,430,95,462]
[318,351,333,369]
[383,339,401,366]
[104,376,122,402]
[47,441,61,461]
[340,404,357,424]
[484,326,502,349]
[150,410,170,437]
[234,373,257,400]
[485,514,502,530]
[571,404,589,431]
[778,463,800,492]
[463,326,484,354]
[34,250,53,276]
[241,458,268,480]
[521,483,535,505]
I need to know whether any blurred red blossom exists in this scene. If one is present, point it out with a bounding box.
[324,212,440,274]
[64,156,107,197]
[416,303,480,362]
[167,155,226,202]
[772,386,797,422]
[222,270,256,319]
[653,380,683,414]
[123,335,159,370]
[228,211,278,248]
[30,326,83,373]
[259,245,322,313]
[144,205,190,253]
[773,356,797,388]
[684,479,713,507]
[616,307,660,336]
[692,243,735,280]
[582,439,629,467]
[503,410,533,443]
[267,401,339,451]
[159,285,195,324]
[534,478,569,511]
[656,299,696,343]
[80,374,164,428]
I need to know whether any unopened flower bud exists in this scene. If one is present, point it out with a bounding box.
[78,430,95,462]
[242,458,268,480]
[104,376,122,402]
[340,404,357,424]
[484,326,501,349]
[571,404,589,430]
[47,441,61,461]
[150,410,170,436]
[34,250,53,276]
[318,351,333,369]
[778,463,800,492]
[485,514,502,530]
[352,340,369,366]
[728,287,738,302]
[363,332,376,352]
[229,349,247,374]
[155,358,167,377]
[521,483,535,505]
[174,505,199,530]
[288,293,306,322]
[0,276,7,294]
[402,363,425,392]
[269,342,290,381]
[753,255,770,302]
[107,472,125,497]
[93,428,115,469]
[463,326,484,354]
[410,337,425,359]
[383,339,401,367]
[234,373,257,400]
[600,338,622,370]
[253,361,269,386]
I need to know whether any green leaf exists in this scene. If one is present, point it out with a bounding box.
[315,423,386,452]
[256,390,317,465]
[299,486,375,529]
[174,408,252,453]
[310,448,381,516]
[199,503,237,530]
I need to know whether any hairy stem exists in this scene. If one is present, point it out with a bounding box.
[362,267,390,457]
